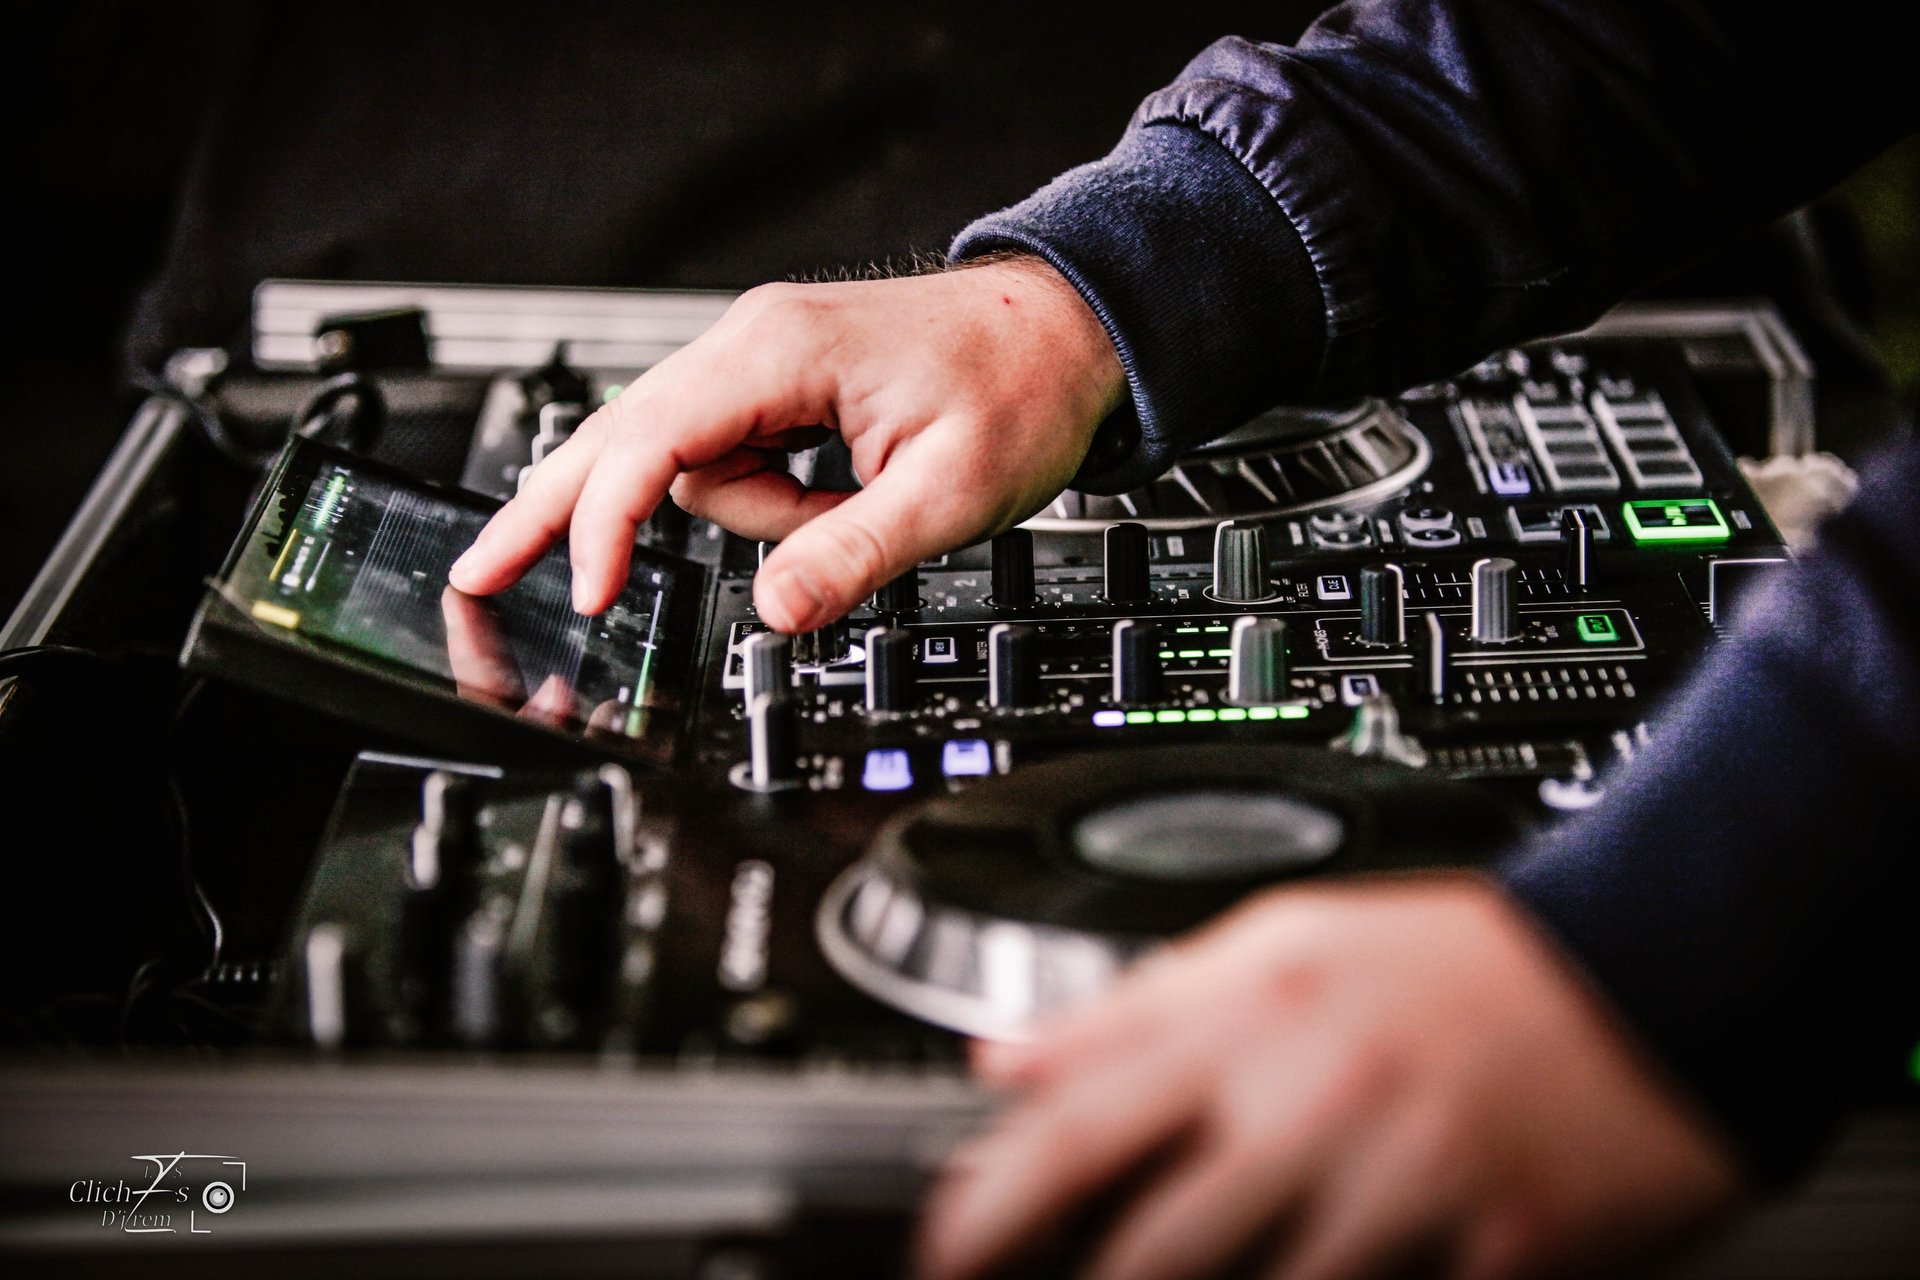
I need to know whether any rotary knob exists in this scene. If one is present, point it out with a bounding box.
[864,625,917,712]
[1103,522,1152,604]
[872,569,921,615]
[990,530,1037,609]
[1359,562,1407,646]
[741,630,791,706]
[1226,616,1287,705]
[1331,692,1427,768]
[1210,519,1274,604]
[988,623,1041,709]
[1111,619,1164,705]
[1470,557,1520,644]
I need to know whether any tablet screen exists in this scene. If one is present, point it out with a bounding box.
[210,441,702,763]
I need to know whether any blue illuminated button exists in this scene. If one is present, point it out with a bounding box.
[862,749,914,792]
[941,739,993,777]
[1091,709,1126,728]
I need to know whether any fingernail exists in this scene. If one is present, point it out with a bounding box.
[766,566,828,632]
[448,550,475,583]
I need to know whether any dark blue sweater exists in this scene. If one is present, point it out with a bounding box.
[953,0,1919,1181]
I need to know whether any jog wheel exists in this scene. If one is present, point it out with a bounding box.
[817,744,1520,1040]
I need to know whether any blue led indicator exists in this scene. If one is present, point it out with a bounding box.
[1091,709,1126,728]
[862,749,914,792]
[941,739,993,777]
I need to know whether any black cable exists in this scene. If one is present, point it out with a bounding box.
[0,644,173,677]
[294,370,387,455]
[130,368,274,470]
[0,644,109,676]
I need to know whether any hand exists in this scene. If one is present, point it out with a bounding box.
[920,876,1742,1280]
[439,585,576,729]
[449,257,1126,629]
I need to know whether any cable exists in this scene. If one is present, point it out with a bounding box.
[294,370,387,455]
[0,644,109,677]
[129,368,275,470]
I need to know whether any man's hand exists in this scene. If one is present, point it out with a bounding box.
[920,876,1742,1280]
[449,258,1125,629]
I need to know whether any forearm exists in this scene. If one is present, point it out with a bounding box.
[954,0,1917,490]
[1500,437,1920,1181]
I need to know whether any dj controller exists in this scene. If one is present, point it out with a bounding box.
[5,285,1856,1275]
[184,296,1793,1064]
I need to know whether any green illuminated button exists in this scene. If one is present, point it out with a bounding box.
[1125,710,1156,725]
[1575,613,1619,643]
[1155,709,1187,724]
[1621,497,1730,544]
[1217,708,1248,722]
[1187,708,1218,723]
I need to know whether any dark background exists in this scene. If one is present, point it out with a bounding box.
[6,1,1916,619]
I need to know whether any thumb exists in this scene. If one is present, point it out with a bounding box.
[754,460,971,633]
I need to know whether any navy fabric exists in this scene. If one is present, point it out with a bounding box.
[952,0,1920,1178]
[954,0,1918,491]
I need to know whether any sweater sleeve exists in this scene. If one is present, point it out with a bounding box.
[1498,438,1920,1182]
[951,0,1918,491]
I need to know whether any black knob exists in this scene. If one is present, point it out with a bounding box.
[408,771,477,893]
[1419,610,1449,704]
[1111,619,1164,705]
[557,774,619,882]
[864,625,917,712]
[1103,522,1152,604]
[1211,520,1274,603]
[397,774,476,1041]
[872,569,920,615]
[990,529,1037,608]
[1470,557,1519,643]
[545,779,622,1045]
[1359,563,1407,646]
[746,691,801,789]
[1560,508,1595,591]
[742,631,791,705]
[452,905,510,1049]
[988,623,1041,708]
[1226,616,1287,705]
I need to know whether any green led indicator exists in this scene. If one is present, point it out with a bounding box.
[1204,625,1230,634]
[1278,704,1309,720]
[1910,1040,1920,1085]
[1155,709,1187,724]
[312,473,348,529]
[601,383,625,404]
[1158,650,1176,660]
[1125,710,1156,725]
[1575,614,1619,644]
[1175,626,1200,634]
[1187,708,1217,723]
[1621,497,1730,544]
[1217,708,1248,722]
[1248,706,1278,721]
[1178,649,1205,659]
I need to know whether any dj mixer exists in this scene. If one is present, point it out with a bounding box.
[14,287,1878,1277]
[176,298,1791,1062]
